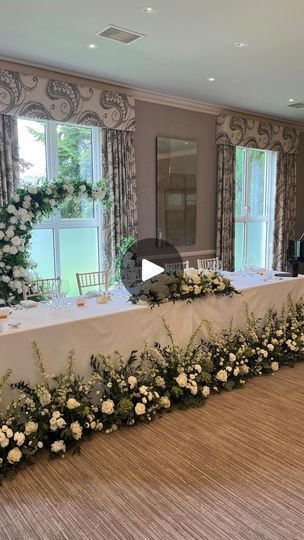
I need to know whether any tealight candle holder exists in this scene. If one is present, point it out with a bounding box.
[76,297,86,308]
[0,307,10,320]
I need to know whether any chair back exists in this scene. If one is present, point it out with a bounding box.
[197,257,220,272]
[22,277,61,301]
[76,271,109,296]
[164,261,189,272]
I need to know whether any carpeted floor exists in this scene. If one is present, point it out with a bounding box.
[1,362,304,540]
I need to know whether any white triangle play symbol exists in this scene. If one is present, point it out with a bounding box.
[142,259,164,281]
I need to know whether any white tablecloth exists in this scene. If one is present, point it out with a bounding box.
[0,275,303,391]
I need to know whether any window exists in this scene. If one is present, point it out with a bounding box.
[17,118,104,296]
[235,147,277,271]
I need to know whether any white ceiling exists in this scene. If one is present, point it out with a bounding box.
[1,0,304,122]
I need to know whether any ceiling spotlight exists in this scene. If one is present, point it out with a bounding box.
[87,43,97,49]
[234,41,249,48]
[140,6,157,15]
[289,98,295,102]
[208,77,216,82]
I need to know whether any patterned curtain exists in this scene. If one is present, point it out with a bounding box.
[0,114,19,207]
[216,114,299,271]
[102,129,137,271]
[216,144,236,271]
[273,153,297,271]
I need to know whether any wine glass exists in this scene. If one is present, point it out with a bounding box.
[59,279,70,308]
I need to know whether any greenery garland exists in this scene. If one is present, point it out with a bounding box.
[0,297,303,482]
[0,177,111,305]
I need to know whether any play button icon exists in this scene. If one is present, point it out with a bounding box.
[142,259,164,281]
[120,237,183,296]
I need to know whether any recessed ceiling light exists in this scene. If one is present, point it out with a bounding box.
[140,6,157,15]
[234,41,249,48]
[87,43,97,49]
[208,77,216,82]
[289,98,295,102]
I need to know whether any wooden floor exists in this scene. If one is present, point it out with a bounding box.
[1,364,304,540]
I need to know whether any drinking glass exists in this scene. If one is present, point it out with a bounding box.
[60,279,70,308]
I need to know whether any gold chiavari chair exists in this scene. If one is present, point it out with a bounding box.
[76,271,109,296]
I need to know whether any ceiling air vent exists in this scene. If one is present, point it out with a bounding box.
[96,25,145,45]
[288,102,304,109]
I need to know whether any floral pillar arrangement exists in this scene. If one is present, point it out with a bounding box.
[0,178,111,304]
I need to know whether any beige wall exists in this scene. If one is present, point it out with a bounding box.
[135,100,217,256]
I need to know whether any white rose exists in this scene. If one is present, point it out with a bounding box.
[128,376,137,389]
[229,353,236,363]
[66,397,80,409]
[216,369,228,382]
[159,396,171,409]
[101,399,114,415]
[7,447,22,464]
[135,402,146,415]
[189,381,198,395]
[139,385,148,395]
[0,231,4,240]
[11,236,21,246]
[5,428,13,439]
[271,361,279,372]
[56,417,66,429]
[28,186,38,194]
[14,432,25,446]
[10,246,18,255]
[70,421,83,440]
[233,367,240,377]
[202,386,210,398]
[267,344,274,352]
[24,421,38,435]
[194,364,202,373]
[0,436,9,448]
[51,440,66,453]
[52,411,61,419]
[176,372,188,387]
[7,204,16,214]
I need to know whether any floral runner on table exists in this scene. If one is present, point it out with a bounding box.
[130,268,239,306]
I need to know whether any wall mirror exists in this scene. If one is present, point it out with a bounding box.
[156,137,197,247]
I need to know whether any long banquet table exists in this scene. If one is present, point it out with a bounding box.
[0,274,304,394]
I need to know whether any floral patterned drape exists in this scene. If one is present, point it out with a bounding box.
[0,114,19,207]
[216,114,299,271]
[0,69,135,131]
[273,153,297,271]
[216,144,236,271]
[102,129,137,269]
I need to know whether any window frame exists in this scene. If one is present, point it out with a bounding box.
[17,117,104,281]
[235,147,277,270]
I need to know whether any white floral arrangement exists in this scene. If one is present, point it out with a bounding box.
[0,177,110,305]
[0,297,303,482]
[130,268,239,306]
